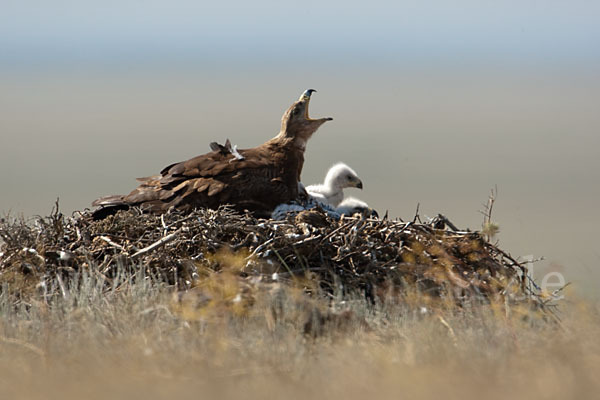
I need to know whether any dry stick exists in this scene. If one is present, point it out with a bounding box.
[161,214,168,235]
[488,186,497,224]
[245,238,275,260]
[438,316,458,347]
[55,273,69,299]
[99,236,126,252]
[489,244,528,277]
[165,214,199,230]
[488,244,535,296]
[480,186,498,241]
[396,221,412,235]
[231,232,257,251]
[412,203,421,223]
[294,234,322,247]
[131,229,181,258]
[320,220,356,244]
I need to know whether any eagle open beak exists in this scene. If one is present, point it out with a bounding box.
[299,89,317,101]
[299,89,333,122]
[356,180,363,189]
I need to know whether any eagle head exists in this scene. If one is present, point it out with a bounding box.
[280,89,333,144]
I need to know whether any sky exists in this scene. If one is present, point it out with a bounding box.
[2,1,599,69]
[1,0,599,293]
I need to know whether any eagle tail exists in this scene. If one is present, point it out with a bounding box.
[91,195,131,220]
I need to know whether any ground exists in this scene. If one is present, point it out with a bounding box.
[0,208,598,399]
[0,267,599,399]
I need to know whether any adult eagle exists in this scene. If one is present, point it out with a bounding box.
[92,89,332,219]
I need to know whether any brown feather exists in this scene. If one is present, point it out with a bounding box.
[92,90,332,219]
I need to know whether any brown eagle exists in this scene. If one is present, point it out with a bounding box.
[91,89,332,219]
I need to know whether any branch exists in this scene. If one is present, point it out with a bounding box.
[131,229,180,258]
[99,236,126,252]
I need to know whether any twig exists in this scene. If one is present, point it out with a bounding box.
[320,221,355,244]
[480,186,498,241]
[161,214,168,235]
[131,229,180,258]
[245,238,274,260]
[55,273,70,300]
[165,214,198,229]
[438,316,458,347]
[412,203,421,223]
[99,236,126,252]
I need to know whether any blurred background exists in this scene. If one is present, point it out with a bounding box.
[1,1,599,294]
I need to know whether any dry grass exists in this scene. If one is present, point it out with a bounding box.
[0,205,596,399]
[0,268,598,400]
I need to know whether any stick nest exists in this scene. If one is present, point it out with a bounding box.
[0,204,548,309]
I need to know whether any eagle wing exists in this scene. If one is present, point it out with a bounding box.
[111,143,298,215]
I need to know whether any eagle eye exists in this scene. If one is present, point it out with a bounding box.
[291,108,300,116]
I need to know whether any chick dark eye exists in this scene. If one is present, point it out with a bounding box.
[292,108,300,116]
